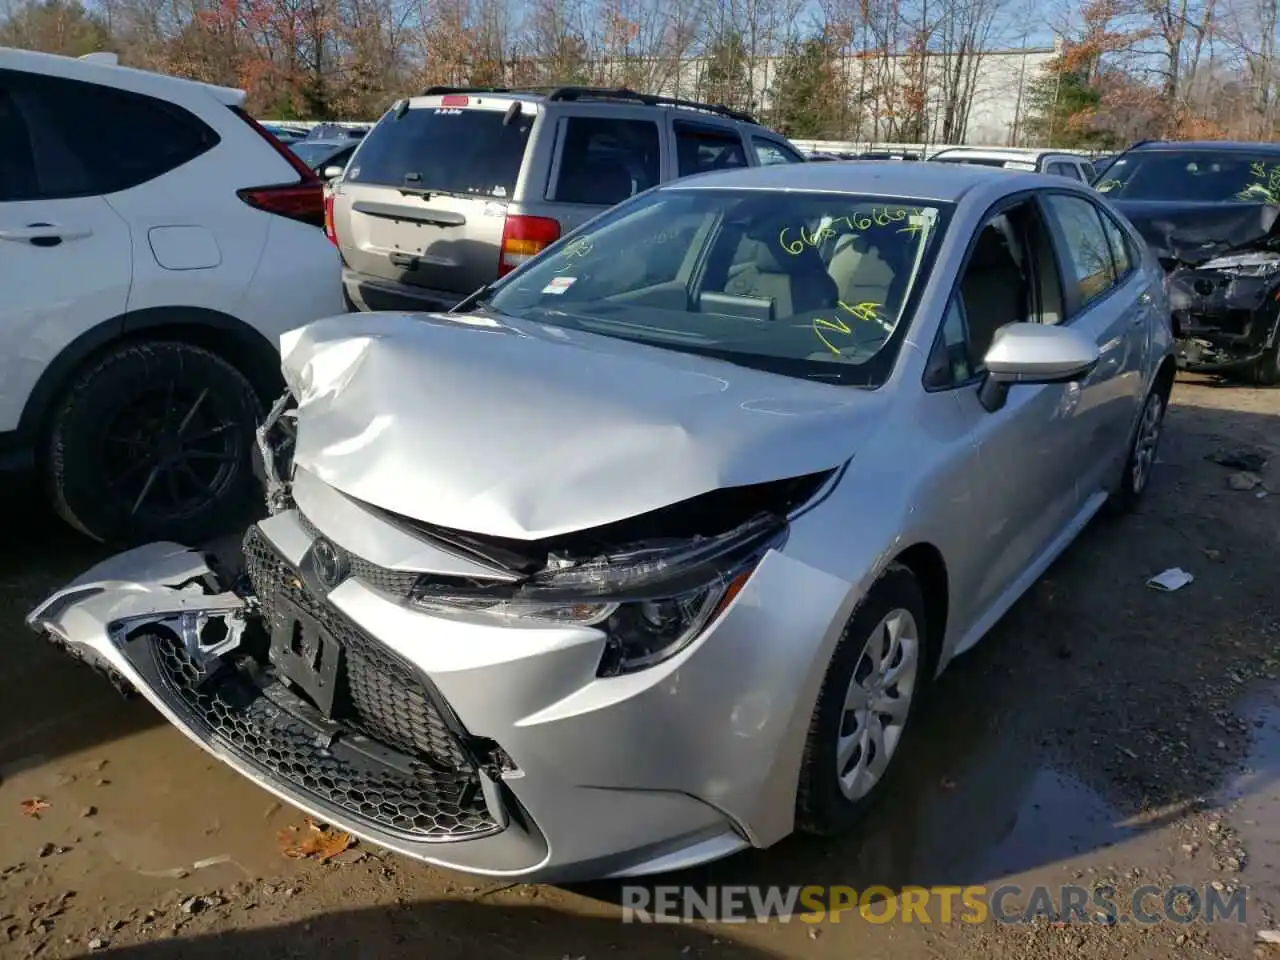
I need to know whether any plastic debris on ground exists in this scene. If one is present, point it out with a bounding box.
[1146,568,1195,592]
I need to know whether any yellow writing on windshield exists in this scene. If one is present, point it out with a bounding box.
[779,208,916,255]
[813,301,883,355]
[1235,162,1280,203]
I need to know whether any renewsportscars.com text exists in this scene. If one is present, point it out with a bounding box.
[620,883,1248,925]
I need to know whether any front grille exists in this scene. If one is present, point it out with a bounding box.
[142,632,501,841]
[243,525,459,764]
[123,523,505,842]
[295,511,419,597]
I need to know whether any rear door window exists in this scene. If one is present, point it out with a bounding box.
[345,104,534,198]
[551,117,660,205]
[0,84,38,201]
[0,67,219,198]
[674,120,748,177]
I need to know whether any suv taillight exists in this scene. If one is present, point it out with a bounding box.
[230,106,326,228]
[499,215,560,276]
[323,187,338,245]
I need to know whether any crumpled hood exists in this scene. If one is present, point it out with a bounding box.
[280,311,878,540]
[1110,200,1280,267]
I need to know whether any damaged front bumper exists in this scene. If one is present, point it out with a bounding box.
[26,502,853,881]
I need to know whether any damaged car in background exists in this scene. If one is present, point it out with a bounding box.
[29,162,1176,882]
[1098,141,1280,383]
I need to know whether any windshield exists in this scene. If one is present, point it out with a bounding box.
[481,188,950,387]
[1097,151,1280,202]
[344,105,534,199]
[290,141,343,167]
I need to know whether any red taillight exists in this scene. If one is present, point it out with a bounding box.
[230,106,326,228]
[440,95,470,107]
[237,182,325,228]
[323,188,337,245]
[499,215,560,276]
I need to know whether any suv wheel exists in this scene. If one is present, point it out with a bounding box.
[797,563,929,835]
[46,341,261,545]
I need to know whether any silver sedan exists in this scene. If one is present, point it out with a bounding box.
[28,162,1175,882]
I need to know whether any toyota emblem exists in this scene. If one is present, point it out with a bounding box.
[311,538,350,590]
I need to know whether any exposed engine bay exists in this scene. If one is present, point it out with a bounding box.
[1115,200,1280,380]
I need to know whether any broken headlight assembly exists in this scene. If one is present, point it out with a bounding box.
[408,514,783,676]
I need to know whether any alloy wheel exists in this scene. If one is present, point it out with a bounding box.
[101,383,242,521]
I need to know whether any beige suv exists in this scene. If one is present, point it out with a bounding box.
[327,86,807,312]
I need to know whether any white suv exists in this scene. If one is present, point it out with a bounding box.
[0,48,342,545]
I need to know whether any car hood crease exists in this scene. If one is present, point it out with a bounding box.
[279,311,877,540]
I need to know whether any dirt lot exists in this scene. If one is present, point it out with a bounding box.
[1,375,1279,960]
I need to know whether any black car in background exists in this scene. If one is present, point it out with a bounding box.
[290,139,357,180]
[1098,140,1280,383]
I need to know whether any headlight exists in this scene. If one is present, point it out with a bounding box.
[408,512,781,674]
[411,567,753,677]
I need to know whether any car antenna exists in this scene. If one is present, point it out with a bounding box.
[394,99,410,120]
[502,101,522,126]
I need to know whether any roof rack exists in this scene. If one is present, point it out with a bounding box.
[544,86,758,124]
[416,84,758,124]
[422,85,514,95]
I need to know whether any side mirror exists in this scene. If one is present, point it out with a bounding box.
[322,165,344,181]
[978,322,1099,412]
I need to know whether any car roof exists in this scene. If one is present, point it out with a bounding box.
[0,46,245,106]
[664,160,1043,203]
[1124,140,1280,154]
[931,147,1079,161]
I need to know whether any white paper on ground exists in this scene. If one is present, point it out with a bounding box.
[1146,568,1194,592]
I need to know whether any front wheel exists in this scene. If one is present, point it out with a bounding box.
[45,340,262,546]
[797,563,930,836]
[1106,385,1166,515]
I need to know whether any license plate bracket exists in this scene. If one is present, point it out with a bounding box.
[268,600,344,718]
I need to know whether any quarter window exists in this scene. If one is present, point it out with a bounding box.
[752,138,804,166]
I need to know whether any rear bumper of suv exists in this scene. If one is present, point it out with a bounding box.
[342,268,469,314]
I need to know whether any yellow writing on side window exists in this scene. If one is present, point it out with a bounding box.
[1235,162,1280,203]
[778,208,915,255]
[812,301,883,356]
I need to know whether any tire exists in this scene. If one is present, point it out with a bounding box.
[797,563,930,836]
[1105,382,1168,516]
[46,340,262,546]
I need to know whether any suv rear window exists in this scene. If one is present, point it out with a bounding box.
[345,105,534,198]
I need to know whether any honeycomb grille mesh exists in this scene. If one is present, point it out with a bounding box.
[243,525,459,765]
[294,511,419,597]
[146,632,500,840]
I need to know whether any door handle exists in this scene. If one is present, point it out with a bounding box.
[0,223,92,247]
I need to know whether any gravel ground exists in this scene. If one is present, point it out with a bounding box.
[0,375,1278,960]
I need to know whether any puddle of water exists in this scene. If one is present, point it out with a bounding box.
[1222,692,1280,920]
[962,768,1134,880]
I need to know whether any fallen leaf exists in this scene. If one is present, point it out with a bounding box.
[20,798,50,819]
[277,820,353,862]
